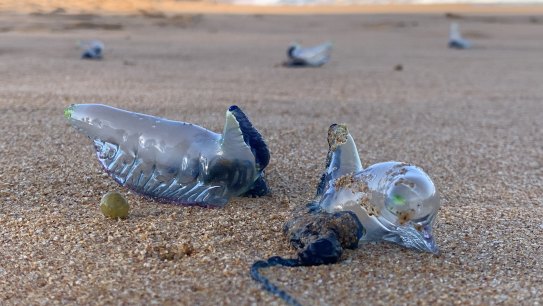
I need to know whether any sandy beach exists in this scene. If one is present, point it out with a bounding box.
[0,6,542,305]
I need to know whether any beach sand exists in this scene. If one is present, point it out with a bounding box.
[0,8,542,305]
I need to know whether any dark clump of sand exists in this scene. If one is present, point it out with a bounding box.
[0,12,542,305]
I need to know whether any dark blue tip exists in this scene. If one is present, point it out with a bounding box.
[287,46,296,58]
[449,40,469,49]
[227,105,270,172]
[81,50,102,60]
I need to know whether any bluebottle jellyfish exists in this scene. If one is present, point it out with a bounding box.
[81,40,104,59]
[316,124,441,254]
[449,23,471,49]
[65,104,270,207]
[284,42,332,67]
[251,124,441,305]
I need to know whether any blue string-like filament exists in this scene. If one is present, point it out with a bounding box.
[250,256,304,306]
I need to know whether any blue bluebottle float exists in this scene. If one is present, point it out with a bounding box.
[65,104,269,207]
[81,40,104,59]
[315,124,440,254]
[284,42,332,67]
[449,23,471,49]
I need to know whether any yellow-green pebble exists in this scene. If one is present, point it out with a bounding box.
[100,192,129,219]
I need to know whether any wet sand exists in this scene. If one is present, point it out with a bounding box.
[0,10,542,305]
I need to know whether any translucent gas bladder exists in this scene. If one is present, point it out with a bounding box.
[316,124,441,253]
[65,104,269,207]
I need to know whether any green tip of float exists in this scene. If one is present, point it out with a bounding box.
[392,194,406,206]
[64,105,74,119]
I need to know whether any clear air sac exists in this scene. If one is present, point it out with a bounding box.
[65,104,270,207]
[316,124,441,254]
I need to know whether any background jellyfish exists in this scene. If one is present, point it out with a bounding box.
[284,42,332,67]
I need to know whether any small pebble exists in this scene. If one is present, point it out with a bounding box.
[100,191,129,219]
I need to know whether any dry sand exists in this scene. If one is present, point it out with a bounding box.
[0,10,542,305]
